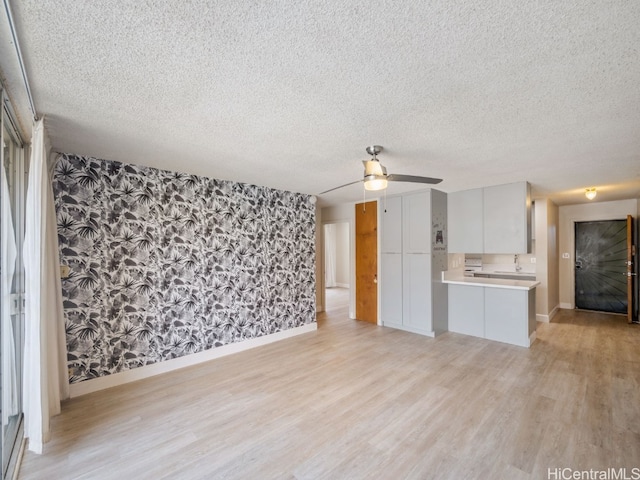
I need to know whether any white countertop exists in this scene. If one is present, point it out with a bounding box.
[442,271,540,291]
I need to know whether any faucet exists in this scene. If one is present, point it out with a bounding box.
[514,254,522,272]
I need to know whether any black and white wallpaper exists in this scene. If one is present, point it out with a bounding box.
[53,154,316,383]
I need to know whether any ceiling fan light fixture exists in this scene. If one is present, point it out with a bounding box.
[364,175,388,191]
[317,144,443,195]
[585,187,597,200]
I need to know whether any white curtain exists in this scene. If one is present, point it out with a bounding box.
[23,118,69,454]
[324,224,337,288]
[1,153,18,424]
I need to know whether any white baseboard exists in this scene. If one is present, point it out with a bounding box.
[560,302,573,309]
[335,283,349,289]
[381,323,435,338]
[529,331,537,346]
[69,323,317,398]
[536,304,561,323]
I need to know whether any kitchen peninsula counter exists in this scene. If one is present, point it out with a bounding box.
[443,271,538,347]
[442,271,539,290]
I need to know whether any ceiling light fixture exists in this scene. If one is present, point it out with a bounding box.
[585,187,597,200]
[364,175,388,191]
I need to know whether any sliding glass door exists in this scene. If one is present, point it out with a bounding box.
[1,94,27,479]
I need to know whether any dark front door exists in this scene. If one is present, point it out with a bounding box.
[575,220,628,314]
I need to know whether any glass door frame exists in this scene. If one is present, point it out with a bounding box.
[1,88,28,480]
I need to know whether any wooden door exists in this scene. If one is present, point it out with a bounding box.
[627,215,636,323]
[355,201,377,323]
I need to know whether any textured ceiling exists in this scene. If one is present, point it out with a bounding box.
[1,0,639,206]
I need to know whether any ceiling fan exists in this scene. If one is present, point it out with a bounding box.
[319,145,442,194]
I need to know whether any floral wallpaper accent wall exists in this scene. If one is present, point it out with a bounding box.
[53,154,316,383]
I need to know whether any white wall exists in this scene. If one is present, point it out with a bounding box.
[533,198,560,321]
[558,199,638,308]
[315,203,322,312]
[547,201,560,317]
[334,222,350,286]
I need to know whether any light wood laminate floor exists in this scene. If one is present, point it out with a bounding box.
[19,308,640,479]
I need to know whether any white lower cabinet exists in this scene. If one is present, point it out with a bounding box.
[381,253,403,328]
[402,253,432,334]
[448,284,484,338]
[381,253,434,334]
[448,284,536,347]
[484,288,535,347]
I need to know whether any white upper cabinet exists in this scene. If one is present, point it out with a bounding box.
[448,181,531,254]
[483,182,531,254]
[380,196,403,254]
[402,192,431,253]
[447,188,483,253]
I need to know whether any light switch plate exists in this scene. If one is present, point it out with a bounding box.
[60,265,70,278]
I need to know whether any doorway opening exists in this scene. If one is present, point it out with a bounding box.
[574,219,628,314]
[324,222,350,314]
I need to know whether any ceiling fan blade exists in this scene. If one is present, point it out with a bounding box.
[387,174,442,185]
[319,179,363,194]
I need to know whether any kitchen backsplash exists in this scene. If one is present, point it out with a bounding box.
[447,253,537,272]
[481,254,536,272]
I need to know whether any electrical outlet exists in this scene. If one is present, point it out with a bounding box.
[530,257,536,264]
[562,253,570,259]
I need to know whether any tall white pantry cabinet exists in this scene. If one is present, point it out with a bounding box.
[380,189,448,336]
